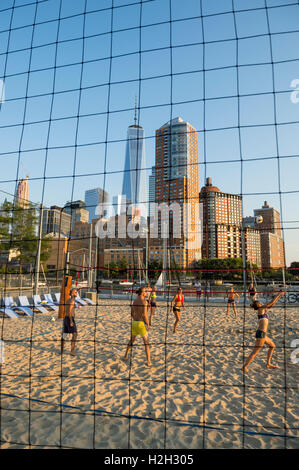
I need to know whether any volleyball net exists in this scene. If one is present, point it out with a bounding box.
[0,0,298,449]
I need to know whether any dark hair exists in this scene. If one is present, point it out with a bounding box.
[251,301,260,310]
[137,287,145,295]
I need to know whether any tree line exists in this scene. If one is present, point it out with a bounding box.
[0,200,51,274]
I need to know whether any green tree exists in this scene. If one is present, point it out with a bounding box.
[0,200,13,252]
[8,203,52,274]
[193,257,260,282]
[118,258,128,277]
[288,262,299,277]
[148,260,162,281]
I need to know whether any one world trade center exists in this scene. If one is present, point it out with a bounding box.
[121,107,147,220]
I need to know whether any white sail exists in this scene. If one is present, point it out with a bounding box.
[155,272,163,287]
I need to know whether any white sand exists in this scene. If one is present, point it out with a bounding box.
[0,299,298,449]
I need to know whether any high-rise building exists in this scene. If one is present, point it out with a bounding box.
[121,112,147,219]
[64,200,89,228]
[84,188,109,223]
[199,178,243,259]
[42,206,72,237]
[150,117,201,268]
[148,166,155,217]
[254,201,285,269]
[199,178,262,267]
[15,176,29,208]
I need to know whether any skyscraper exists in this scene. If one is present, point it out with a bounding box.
[199,177,243,259]
[254,201,285,269]
[121,110,147,219]
[64,200,89,228]
[42,206,72,237]
[199,178,262,267]
[151,117,201,268]
[84,188,109,223]
[15,176,29,208]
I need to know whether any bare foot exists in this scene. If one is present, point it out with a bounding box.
[241,365,249,373]
[70,351,76,357]
[147,362,152,367]
[267,364,279,369]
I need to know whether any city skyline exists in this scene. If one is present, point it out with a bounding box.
[0,0,298,265]
[1,112,294,267]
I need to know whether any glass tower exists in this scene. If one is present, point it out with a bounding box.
[121,119,147,219]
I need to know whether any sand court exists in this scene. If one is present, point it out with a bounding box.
[0,299,298,448]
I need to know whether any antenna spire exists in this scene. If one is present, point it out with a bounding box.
[134,95,137,126]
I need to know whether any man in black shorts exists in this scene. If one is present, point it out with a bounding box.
[61,288,78,356]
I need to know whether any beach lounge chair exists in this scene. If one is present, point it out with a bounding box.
[75,295,87,306]
[3,297,33,317]
[19,296,48,314]
[33,294,55,312]
[0,299,19,318]
[43,294,59,311]
[79,294,95,306]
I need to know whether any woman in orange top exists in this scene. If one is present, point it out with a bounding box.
[170,287,185,333]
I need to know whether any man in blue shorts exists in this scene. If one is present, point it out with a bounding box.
[61,288,78,356]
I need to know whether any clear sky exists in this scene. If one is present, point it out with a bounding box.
[0,0,298,264]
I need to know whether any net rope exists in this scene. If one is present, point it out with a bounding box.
[0,0,298,449]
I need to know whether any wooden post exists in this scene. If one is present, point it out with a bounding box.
[58,274,72,319]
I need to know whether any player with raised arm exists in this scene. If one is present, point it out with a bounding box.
[242,291,285,373]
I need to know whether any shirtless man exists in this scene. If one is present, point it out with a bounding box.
[124,287,152,367]
[242,291,285,373]
[61,288,78,357]
[225,286,239,319]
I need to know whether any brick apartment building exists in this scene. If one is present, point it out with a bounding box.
[199,178,262,267]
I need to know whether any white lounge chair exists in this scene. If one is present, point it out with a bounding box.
[19,296,48,314]
[3,297,33,317]
[80,297,96,305]
[0,299,18,318]
[43,294,59,311]
[75,295,87,306]
[33,294,55,311]
[0,308,18,318]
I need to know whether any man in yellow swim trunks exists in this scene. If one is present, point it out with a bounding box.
[123,287,152,367]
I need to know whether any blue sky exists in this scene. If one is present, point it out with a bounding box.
[0,0,299,264]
